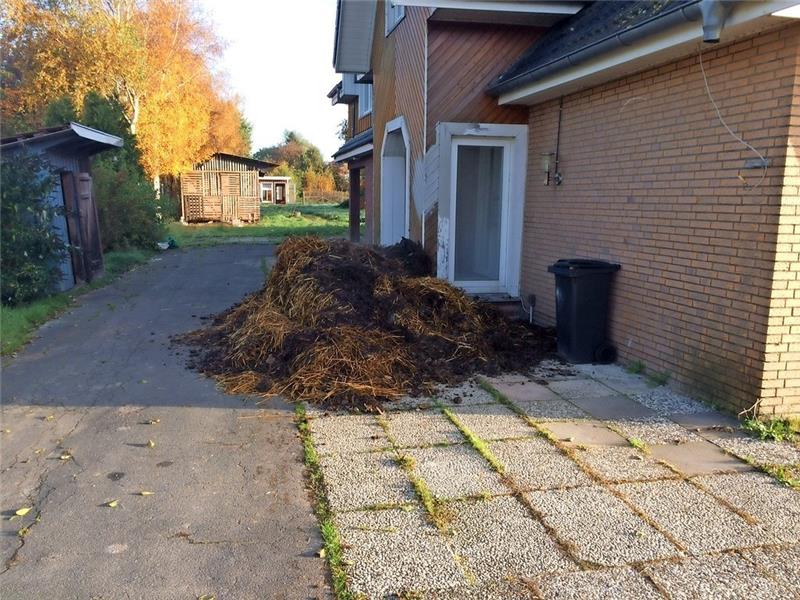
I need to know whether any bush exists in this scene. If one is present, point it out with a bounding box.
[1,152,68,306]
[93,160,164,251]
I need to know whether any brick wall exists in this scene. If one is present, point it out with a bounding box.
[759,41,800,418]
[521,25,799,416]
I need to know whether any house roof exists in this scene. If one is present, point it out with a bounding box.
[0,122,124,156]
[333,0,376,73]
[332,128,373,161]
[489,0,699,95]
[195,152,277,171]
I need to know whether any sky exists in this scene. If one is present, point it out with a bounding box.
[199,0,347,159]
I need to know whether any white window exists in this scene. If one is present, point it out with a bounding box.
[358,84,372,117]
[385,0,405,35]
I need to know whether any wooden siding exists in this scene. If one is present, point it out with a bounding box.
[370,2,431,244]
[426,23,541,147]
[181,170,260,223]
[348,102,373,138]
[195,155,260,172]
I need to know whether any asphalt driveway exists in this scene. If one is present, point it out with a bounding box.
[0,245,328,599]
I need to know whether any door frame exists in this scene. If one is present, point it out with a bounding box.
[435,122,528,297]
[448,137,512,294]
[380,115,410,245]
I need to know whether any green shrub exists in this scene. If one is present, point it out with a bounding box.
[93,160,164,250]
[1,152,67,306]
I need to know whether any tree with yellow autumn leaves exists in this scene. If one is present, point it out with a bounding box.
[1,0,250,179]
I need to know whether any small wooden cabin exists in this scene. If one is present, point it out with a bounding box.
[180,153,277,223]
[0,122,123,290]
[259,175,296,204]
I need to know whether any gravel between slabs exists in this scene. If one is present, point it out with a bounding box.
[406,444,507,499]
[334,507,466,599]
[489,438,593,490]
[615,480,776,553]
[608,417,703,445]
[534,566,663,600]
[739,545,800,594]
[644,553,790,600]
[630,387,710,415]
[709,433,800,466]
[447,496,575,583]
[694,471,800,543]
[525,486,680,566]
[385,409,465,448]
[320,451,415,512]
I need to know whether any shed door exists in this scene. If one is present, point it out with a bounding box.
[76,173,104,279]
[60,172,87,283]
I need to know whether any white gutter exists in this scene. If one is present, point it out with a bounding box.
[393,0,580,15]
[498,0,798,105]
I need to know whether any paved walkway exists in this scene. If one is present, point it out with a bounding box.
[1,245,328,599]
[308,363,800,599]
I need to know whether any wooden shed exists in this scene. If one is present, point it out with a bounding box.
[0,122,123,290]
[180,153,277,223]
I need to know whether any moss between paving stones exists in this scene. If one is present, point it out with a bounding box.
[404,445,507,500]
[309,414,390,456]
[448,403,536,441]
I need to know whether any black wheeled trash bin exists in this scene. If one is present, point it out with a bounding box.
[547,259,621,364]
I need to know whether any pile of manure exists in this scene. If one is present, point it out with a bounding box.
[179,236,554,409]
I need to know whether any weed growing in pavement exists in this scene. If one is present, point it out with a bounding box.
[627,437,651,454]
[627,361,645,374]
[441,408,505,474]
[647,371,671,386]
[295,404,355,600]
[742,418,797,443]
[394,452,453,532]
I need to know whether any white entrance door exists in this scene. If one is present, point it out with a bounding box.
[449,137,511,294]
[380,120,409,245]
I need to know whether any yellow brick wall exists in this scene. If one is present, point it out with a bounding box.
[522,25,800,416]
[759,41,800,418]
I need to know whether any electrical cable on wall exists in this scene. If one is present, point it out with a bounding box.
[698,45,768,190]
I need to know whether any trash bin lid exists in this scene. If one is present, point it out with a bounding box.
[547,259,621,276]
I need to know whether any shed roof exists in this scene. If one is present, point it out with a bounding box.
[194,152,277,171]
[0,122,124,156]
[489,0,698,95]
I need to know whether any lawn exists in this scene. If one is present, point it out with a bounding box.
[167,203,364,247]
[1,249,152,356]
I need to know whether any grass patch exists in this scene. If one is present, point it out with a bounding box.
[742,418,797,443]
[441,407,505,474]
[394,451,453,532]
[646,370,670,387]
[1,249,152,355]
[626,360,645,374]
[295,404,354,600]
[167,204,364,247]
[627,437,650,454]
[758,463,800,489]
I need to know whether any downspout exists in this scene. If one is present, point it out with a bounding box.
[699,0,735,43]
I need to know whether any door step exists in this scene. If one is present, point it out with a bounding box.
[471,293,524,321]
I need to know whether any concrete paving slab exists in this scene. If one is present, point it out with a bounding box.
[320,451,415,512]
[335,508,465,599]
[525,486,679,566]
[450,403,535,441]
[489,380,562,403]
[630,387,710,415]
[667,411,740,431]
[436,381,497,406]
[420,580,536,599]
[535,566,663,600]
[694,472,800,543]
[649,440,752,476]
[572,446,677,483]
[706,432,800,466]
[516,398,590,422]
[547,379,620,400]
[406,445,507,500]
[385,409,464,448]
[309,414,389,456]
[0,245,328,599]
[448,496,574,583]
[543,421,629,447]
[574,364,654,396]
[616,480,775,553]
[645,553,790,600]
[740,546,800,594]
[530,360,580,381]
[489,439,592,490]
[608,417,703,445]
[564,394,659,421]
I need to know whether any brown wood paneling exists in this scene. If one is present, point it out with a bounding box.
[60,171,86,284]
[426,22,542,147]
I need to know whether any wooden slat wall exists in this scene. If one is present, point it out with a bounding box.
[181,170,259,223]
[370,3,431,245]
[426,22,542,147]
[348,102,373,137]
